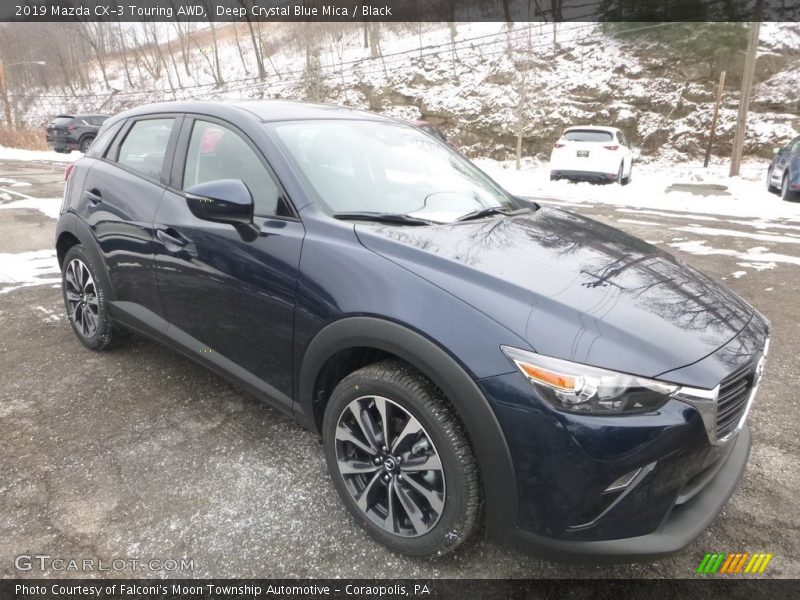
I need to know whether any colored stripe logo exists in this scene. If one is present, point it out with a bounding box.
[696,552,773,574]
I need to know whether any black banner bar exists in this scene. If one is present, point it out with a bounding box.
[3,0,800,23]
[2,579,800,600]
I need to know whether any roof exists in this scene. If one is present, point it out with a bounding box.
[111,100,392,125]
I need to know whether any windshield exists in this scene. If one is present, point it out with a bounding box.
[268,119,516,223]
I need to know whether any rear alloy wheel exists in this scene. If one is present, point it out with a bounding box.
[323,360,480,557]
[781,173,798,201]
[62,245,129,350]
[79,136,94,153]
[621,164,632,186]
[767,167,779,194]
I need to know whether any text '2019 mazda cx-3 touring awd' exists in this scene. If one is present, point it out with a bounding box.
[57,101,769,559]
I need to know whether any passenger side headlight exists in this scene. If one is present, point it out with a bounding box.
[501,346,678,415]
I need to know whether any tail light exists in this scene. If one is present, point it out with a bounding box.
[554,143,565,148]
[64,163,74,181]
[604,145,619,151]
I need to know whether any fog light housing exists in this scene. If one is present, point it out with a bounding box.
[604,468,643,493]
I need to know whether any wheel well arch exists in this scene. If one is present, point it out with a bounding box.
[310,346,395,432]
[55,214,116,301]
[56,231,81,267]
[296,316,518,539]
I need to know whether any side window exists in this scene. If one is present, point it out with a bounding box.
[85,120,124,159]
[183,119,285,217]
[117,118,175,180]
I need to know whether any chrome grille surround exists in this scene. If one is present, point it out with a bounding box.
[674,338,769,446]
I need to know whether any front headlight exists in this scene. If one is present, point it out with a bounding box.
[501,346,678,415]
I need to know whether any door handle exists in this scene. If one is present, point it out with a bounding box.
[156,228,186,251]
[84,189,102,205]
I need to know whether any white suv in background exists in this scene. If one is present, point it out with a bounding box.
[549,126,633,185]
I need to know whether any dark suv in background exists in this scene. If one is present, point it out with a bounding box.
[56,100,769,560]
[46,114,109,153]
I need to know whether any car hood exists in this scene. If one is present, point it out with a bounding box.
[354,206,754,380]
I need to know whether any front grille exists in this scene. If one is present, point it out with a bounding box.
[716,360,755,438]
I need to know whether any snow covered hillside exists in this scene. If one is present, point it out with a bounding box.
[11,21,800,162]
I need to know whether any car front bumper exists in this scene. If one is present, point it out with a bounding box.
[505,424,750,561]
[478,369,754,561]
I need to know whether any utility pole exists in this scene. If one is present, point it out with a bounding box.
[729,4,763,177]
[0,60,12,129]
[704,70,726,168]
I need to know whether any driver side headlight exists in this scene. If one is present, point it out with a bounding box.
[501,346,678,415]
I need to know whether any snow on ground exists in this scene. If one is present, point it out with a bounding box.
[0,196,62,219]
[0,249,60,294]
[478,157,800,274]
[0,146,78,163]
[477,158,800,221]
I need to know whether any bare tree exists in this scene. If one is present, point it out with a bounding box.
[81,23,111,89]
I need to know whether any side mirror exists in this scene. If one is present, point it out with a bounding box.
[773,147,781,155]
[185,179,253,226]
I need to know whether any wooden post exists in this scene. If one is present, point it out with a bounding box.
[730,7,763,177]
[0,61,12,129]
[704,70,726,168]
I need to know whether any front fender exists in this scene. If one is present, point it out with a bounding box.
[296,316,519,540]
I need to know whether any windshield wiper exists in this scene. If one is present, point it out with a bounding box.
[332,212,433,226]
[456,206,531,222]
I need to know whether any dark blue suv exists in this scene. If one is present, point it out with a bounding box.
[56,101,770,560]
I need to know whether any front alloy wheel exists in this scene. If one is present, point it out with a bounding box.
[334,395,445,537]
[781,174,798,201]
[323,360,480,557]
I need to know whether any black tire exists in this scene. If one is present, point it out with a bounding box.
[79,136,94,153]
[621,164,632,186]
[767,167,779,194]
[61,244,129,350]
[781,173,798,201]
[323,359,481,557]
[616,162,625,185]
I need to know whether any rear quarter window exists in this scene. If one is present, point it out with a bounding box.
[85,120,124,159]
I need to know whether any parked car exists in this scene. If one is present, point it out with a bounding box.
[549,125,634,184]
[410,119,458,150]
[766,135,800,201]
[57,101,769,560]
[46,114,109,154]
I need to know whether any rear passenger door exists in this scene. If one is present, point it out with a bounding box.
[82,114,181,335]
